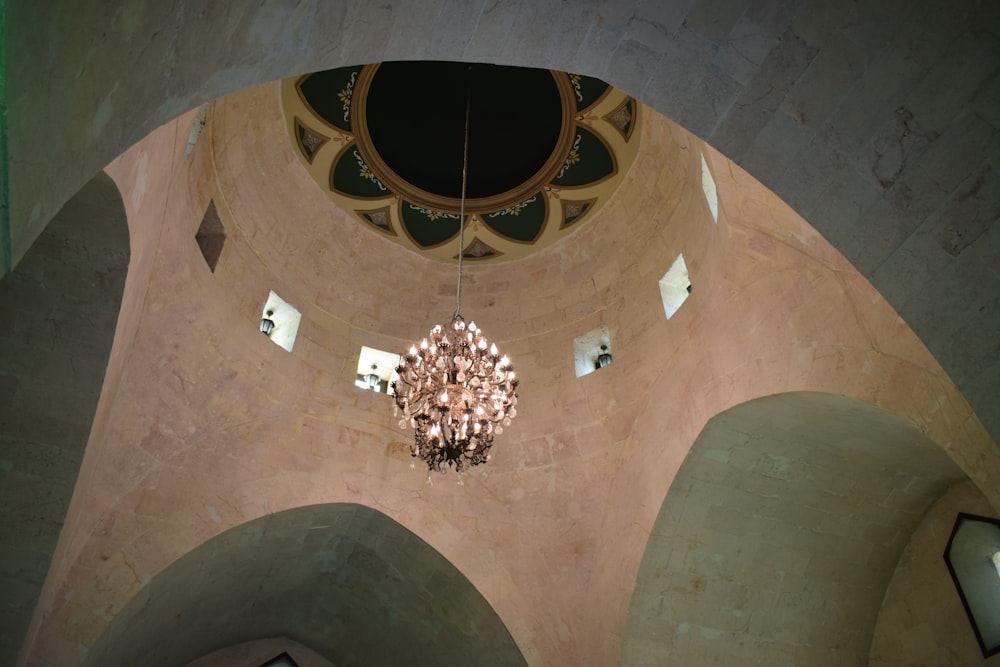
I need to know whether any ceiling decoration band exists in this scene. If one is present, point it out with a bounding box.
[284,62,641,263]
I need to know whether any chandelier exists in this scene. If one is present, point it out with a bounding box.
[392,82,519,475]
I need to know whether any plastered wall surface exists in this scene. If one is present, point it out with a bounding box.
[13,79,997,665]
[7,0,999,448]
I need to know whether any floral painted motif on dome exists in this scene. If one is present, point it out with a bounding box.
[283,62,640,262]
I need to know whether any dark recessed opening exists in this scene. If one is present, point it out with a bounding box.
[258,652,300,667]
[195,200,225,272]
[364,61,563,199]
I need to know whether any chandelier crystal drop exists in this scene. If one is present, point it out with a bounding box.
[392,72,519,474]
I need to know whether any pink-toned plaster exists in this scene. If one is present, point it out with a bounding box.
[20,82,1000,667]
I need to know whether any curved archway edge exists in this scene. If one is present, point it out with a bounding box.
[623,391,969,664]
[85,503,527,667]
[0,172,129,665]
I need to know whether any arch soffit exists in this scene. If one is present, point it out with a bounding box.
[622,391,969,664]
[84,503,527,667]
[0,169,130,665]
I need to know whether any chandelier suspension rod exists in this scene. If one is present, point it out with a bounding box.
[393,66,518,476]
[455,84,471,319]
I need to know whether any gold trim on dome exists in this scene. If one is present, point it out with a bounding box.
[357,206,396,236]
[482,193,549,244]
[551,126,619,191]
[457,237,504,261]
[328,141,390,201]
[295,72,359,134]
[396,200,463,251]
[281,66,643,263]
[559,197,598,229]
[576,83,612,115]
[604,98,637,142]
[351,64,577,215]
[294,117,329,163]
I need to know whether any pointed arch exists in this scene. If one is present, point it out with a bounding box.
[623,392,968,665]
[0,171,129,664]
[85,504,527,667]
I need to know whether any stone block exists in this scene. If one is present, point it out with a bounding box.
[463,0,525,64]
[427,0,488,61]
[710,29,817,161]
[972,67,1000,130]
[770,125,853,219]
[497,1,579,69]
[906,28,1000,135]
[788,0,854,49]
[337,3,396,67]
[606,38,661,100]
[569,25,618,81]
[381,0,443,61]
[632,0,692,43]
[685,0,749,42]
[918,113,998,198]
[641,30,740,139]
[808,168,884,266]
[715,0,794,83]
[540,1,603,72]
[739,108,809,187]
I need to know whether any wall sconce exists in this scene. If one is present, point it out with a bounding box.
[367,364,381,392]
[943,512,1000,657]
[596,344,612,369]
[573,325,612,378]
[259,309,276,336]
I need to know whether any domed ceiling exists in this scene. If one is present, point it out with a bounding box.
[282,62,640,262]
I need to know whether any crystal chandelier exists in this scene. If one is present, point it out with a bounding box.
[392,84,519,475]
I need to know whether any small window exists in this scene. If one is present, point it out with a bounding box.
[195,200,226,272]
[573,325,613,378]
[356,346,400,395]
[259,291,301,352]
[659,254,691,319]
[701,153,718,223]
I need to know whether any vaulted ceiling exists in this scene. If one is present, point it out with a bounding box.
[3,2,999,666]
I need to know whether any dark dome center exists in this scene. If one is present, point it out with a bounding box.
[364,62,564,200]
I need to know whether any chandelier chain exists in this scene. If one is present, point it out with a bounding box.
[456,88,470,319]
[393,67,518,475]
